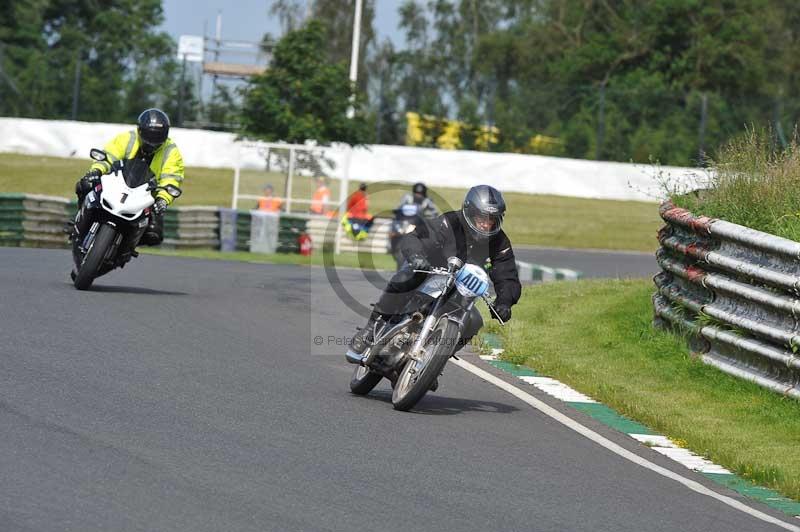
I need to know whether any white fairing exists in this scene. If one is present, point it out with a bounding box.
[99,174,154,220]
[455,263,490,298]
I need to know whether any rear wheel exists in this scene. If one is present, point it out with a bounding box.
[391,319,459,411]
[74,224,116,290]
[349,365,383,395]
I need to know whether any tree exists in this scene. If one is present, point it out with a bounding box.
[269,0,308,34]
[368,39,403,144]
[0,0,195,123]
[240,20,369,144]
[311,0,376,93]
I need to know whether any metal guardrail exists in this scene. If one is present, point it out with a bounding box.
[653,201,800,398]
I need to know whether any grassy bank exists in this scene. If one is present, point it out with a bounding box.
[670,129,800,241]
[0,153,661,251]
[489,279,800,500]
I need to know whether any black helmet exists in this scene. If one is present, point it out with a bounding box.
[412,182,427,197]
[462,185,505,239]
[137,108,170,154]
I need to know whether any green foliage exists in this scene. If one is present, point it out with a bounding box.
[377,0,800,165]
[240,20,369,145]
[0,0,196,123]
[311,0,376,94]
[670,128,800,241]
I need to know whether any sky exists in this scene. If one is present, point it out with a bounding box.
[160,0,403,53]
[159,0,405,103]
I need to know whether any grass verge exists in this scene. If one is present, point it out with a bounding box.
[0,153,661,251]
[140,247,397,271]
[489,278,800,500]
[668,128,800,240]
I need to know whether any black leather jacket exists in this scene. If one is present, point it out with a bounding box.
[400,210,522,308]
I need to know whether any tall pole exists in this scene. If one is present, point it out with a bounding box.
[211,11,222,104]
[346,0,363,119]
[71,51,82,120]
[177,54,187,126]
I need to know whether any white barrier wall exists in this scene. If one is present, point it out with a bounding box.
[0,117,705,202]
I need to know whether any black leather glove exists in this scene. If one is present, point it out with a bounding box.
[76,169,101,197]
[408,254,431,271]
[152,197,168,215]
[82,168,102,182]
[494,303,512,322]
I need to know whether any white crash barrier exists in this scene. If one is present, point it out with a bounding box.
[0,117,704,202]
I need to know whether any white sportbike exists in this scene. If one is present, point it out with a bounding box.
[70,148,180,290]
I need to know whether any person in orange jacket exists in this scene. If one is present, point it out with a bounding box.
[347,183,370,219]
[257,184,283,213]
[310,176,332,215]
[342,183,373,240]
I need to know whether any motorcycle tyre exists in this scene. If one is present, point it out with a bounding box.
[391,319,458,411]
[349,365,383,395]
[74,224,116,290]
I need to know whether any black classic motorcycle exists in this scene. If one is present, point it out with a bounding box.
[345,256,504,411]
[70,148,181,290]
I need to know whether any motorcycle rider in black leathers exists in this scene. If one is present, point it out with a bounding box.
[351,185,522,356]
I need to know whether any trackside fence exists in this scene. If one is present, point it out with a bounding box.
[0,193,582,283]
[0,194,74,248]
[653,201,800,398]
[0,193,221,250]
[163,207,220,249]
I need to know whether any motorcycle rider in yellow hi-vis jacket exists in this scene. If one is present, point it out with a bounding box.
[75,108,185,246]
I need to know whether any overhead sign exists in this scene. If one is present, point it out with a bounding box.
[177,35,204,62]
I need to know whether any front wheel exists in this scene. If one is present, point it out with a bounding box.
[74,224,116,290]
[349,365,383,395]
[391,318,459,411]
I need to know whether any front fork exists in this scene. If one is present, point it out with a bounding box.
[407,314,438,364]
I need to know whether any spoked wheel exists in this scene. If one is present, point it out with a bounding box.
[391,319,459,411]
[349,365,383,395]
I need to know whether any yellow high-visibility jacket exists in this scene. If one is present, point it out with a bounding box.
[88,130,185,205]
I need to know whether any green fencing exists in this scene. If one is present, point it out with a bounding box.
[278,215,308,253]
[0,194,73,248]
[162,207,220,249]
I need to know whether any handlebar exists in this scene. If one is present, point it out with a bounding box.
[412,268,451,276]
[412,267,506,326]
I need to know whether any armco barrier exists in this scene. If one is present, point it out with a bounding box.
[653,201,800,398]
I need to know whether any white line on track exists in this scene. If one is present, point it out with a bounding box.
[451,357,800,532]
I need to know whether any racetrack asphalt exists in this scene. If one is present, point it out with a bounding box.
[0,247,793,532]
[513,245,657,279]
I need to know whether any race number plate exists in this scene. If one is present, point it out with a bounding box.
[455,263,490,298]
